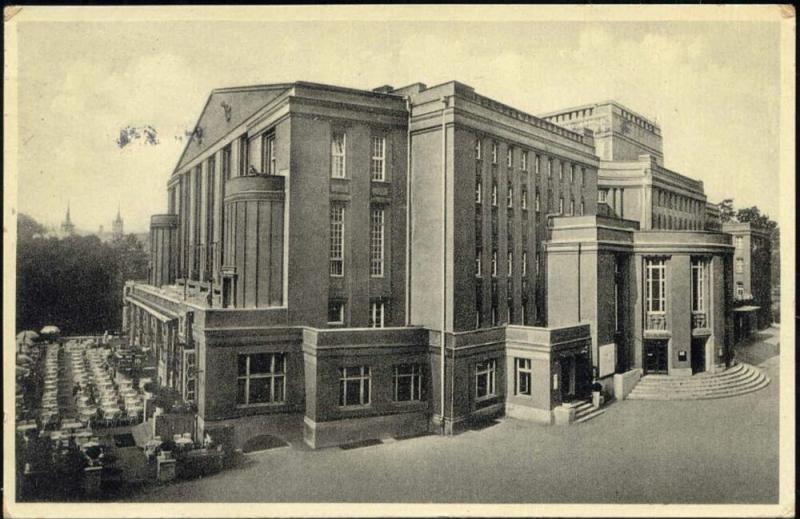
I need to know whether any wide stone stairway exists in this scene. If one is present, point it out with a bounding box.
[627,362,770,400]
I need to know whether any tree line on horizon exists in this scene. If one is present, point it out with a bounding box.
[16,213,149,335]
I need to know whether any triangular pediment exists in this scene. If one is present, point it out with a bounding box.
[174,85,291,172]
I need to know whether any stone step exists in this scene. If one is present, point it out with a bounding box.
[634,368,762,391]
[574,408,605,424]
[628,375,770,400]
[630,376,767,398]
[639,363,747,384]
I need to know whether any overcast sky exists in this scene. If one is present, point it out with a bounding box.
[12,10,784,232]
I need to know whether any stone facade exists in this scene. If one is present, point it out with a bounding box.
[125,81,737,450]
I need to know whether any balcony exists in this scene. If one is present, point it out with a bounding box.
[645,312,668,331]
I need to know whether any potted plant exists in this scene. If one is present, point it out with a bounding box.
[591,382,604,409]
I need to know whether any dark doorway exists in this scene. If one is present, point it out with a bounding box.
[691,338,706,374]
[644,339,668,375]
[560,356,577,402]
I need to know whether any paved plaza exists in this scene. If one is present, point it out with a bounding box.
[126,326,780,504]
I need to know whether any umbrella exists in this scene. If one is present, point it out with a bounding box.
[16,331,39,344]
[40,325,61,336]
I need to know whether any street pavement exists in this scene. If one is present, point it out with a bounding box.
[126,326,781,504]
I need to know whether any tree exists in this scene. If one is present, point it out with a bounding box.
[719,199,736,223]
[736,206,777,230]
[17,213,46,241]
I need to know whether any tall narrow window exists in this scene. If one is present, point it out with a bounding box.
[370,136,386,181]
[522,251,528,276]
[645,259,666,313]
[521,151,528,171]
[691,259,707,313]
[394,364,424,401]
[535,190,541,212]
[534,154,540,175]
[237,353,287,405]
[547,158,553,178]
[262,133,276,175]
[558,160,563,181]
[507,184,514,208]
[491,250,498,277]
[475,249,482,277]
[331,132,346,178]
[491,182,498,207]
[222,145,232,181]
[475,178,482,204]
[508,251,513,276]
[370,207,385,277]
[521,187,528,210]
[339,366,370,406]
[559,197,564,214]
[598,189,608,203]
[580,198,585,216]
[475,359,497,400]
[579,166,584,186]
[330,204,345,276]
[206,157,216,277]
[569,164,575,184]
[369,300,385,328]
[514,358,532,396]
[569,198,575,216]
[506,147,513,168]
[491,142,498,164]
[475,138,482,160]
[238,135,249,176]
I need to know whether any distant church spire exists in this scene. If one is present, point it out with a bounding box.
[112,204,124,238]
[61,202,75,236]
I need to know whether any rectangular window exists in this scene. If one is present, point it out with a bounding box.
[491,142,498,164]
[222,145,232,181]
[238,135,249,176]
[522,251,528,276]
[330,204,345,276]
[535,190,541,212]
[521,187,528,210]
[475,249,482,277]
[521,151,528,171]
[598,189,608,203]
[507,184,513,208]
[645,258,666,313]
[491,182,498,206]
[547,158,552,178]
[475,138,482,160]
[559,197,564,214]
[368,300,385,328]
[184,352,196,402]
[262,133,276,175]
[491,250,498,277]
[736,283,744,299]
[506,147,513,168]
[236,353,286,406]
[371,136,386,181]
[569,164,575,184]
[558,161,563,181]
[580,199,585,216]
[569,198,575,216]
[691,259,706,313]
[491,305,498,326]
[508,251,513,276]
[579,166,584,186]
[515,358,532,396]
[475,359,497,400]
[534,154,540,175]
[370,207,385,277]
[206,157,216,265]
[394,364,424,402]
[475,178,482,204]
[339,366,370,407]
[328,300,345,324]
[331,132,346,178]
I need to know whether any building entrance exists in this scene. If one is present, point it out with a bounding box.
[691,338,706,374]
[559,356,577,402]
[644,339,668,375]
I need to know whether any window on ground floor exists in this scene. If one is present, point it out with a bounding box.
[237,353,286,406]
[339,366,370,407]
[475,359,497,400]
[515,357,532,396]
[393,364,424,402]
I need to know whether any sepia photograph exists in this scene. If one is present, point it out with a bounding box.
[3,5,795,518]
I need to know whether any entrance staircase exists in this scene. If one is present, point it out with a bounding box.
[572,400,605,424]
[627,362,770,400]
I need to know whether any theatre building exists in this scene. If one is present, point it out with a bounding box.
[124,80,739,450]
[723,221,773,338]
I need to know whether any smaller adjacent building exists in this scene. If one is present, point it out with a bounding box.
[723,221,773,336]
